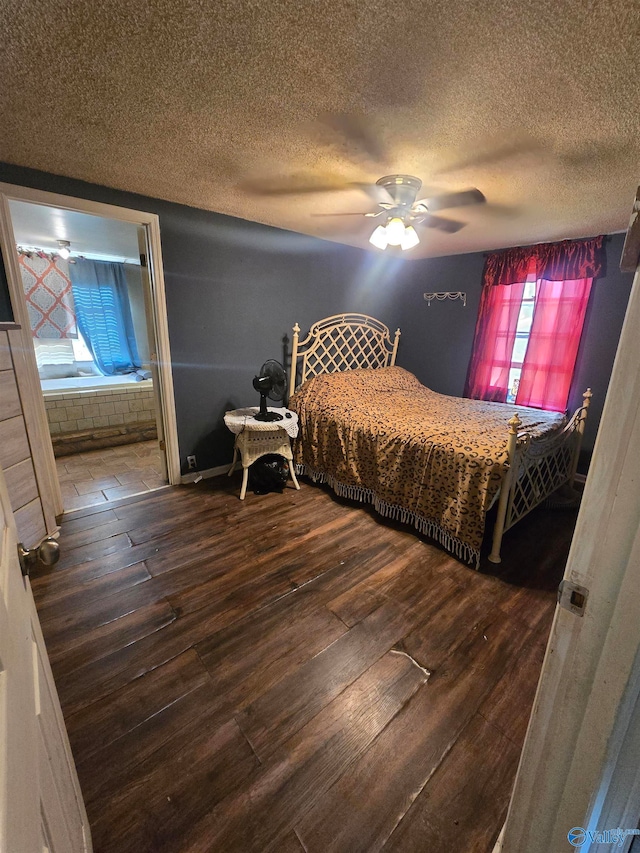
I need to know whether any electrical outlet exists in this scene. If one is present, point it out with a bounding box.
[187,455,197,470]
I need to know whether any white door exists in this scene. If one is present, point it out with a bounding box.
[0,464,91,852]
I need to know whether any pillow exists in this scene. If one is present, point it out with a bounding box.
[300,366,423,394]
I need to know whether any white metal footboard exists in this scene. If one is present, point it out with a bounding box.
[488,389,592,564]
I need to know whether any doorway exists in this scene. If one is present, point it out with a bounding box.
[0,184,179,521]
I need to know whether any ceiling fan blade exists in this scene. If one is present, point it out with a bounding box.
[434,137,546,176]
[352,182,395,205]
[241,174,395,205]
[240,175,352,196]
[416,214,466,233]
[420,189,486,212]
[310,212,380,217]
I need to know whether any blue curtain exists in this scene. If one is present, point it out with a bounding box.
[69,259,141,376]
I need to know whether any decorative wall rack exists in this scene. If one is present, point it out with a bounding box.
[423,291,466,307]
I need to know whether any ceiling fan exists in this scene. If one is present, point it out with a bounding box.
[312,175,486,250]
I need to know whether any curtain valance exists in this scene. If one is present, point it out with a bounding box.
[483,235,605,287]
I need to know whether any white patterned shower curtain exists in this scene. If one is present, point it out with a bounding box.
[18,252,77,339]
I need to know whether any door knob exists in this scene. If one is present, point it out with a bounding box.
[17,537,60,577]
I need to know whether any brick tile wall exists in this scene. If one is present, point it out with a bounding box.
[44,384,155,435]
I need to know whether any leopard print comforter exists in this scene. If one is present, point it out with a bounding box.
[289,367,564,564]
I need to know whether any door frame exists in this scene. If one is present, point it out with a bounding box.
[0,183,180,518]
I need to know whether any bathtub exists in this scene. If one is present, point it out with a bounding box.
[43,377,155,437]
[40,373,152,393]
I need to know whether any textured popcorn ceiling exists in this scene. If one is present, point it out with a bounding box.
[1,0,639,258]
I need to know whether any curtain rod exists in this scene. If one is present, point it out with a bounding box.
[16,244,140,264]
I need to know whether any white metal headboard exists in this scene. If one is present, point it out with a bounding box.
[289,313,401,396]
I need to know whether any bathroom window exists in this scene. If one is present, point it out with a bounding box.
[34,332,99,379]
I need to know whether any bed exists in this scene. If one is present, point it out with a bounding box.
[288,313,591,567]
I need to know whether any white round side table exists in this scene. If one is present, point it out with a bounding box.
[224,407,301,500]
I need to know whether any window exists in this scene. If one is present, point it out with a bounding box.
[465,237,604,413]
[34,331,100,380]
[506,278,536,403]
[71,330,94,363]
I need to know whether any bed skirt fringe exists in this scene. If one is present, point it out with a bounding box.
[296,464,480,568]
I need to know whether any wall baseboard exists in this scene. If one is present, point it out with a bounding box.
[180,463,230,484]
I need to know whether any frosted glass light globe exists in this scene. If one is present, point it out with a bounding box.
[385,217,406,246]
[369,225,389,250]
[400,225,420,250]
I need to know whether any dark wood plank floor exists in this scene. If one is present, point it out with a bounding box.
[32,474,578,853]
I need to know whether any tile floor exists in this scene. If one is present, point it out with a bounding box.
[56,440,166,511]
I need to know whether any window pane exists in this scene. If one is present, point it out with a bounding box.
[506,367,521,403]
[71,332,94,363]
[512,335,529,363]
[516,302,534,333]
[509,281,536,374]
[33,338,75,367]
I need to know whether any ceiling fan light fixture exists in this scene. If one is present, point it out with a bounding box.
[369,224,388,250]
[57,240,71,260]
[385,217,406,246]
[400,225,420,250]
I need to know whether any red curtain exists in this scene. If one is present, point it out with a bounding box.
[465,236,603,410]
[515,277,592,411]
[464,280,526,402]
[483,235,604,287]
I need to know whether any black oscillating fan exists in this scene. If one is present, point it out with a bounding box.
[252,359,287,421]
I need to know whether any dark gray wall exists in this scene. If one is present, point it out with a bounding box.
[392,233,634,454]
[0,162,413,470]
[0,250,13,321]
[162,205,412,468]
[0,162,631,470]
[393,250,486,396]
[570,233,632,451]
